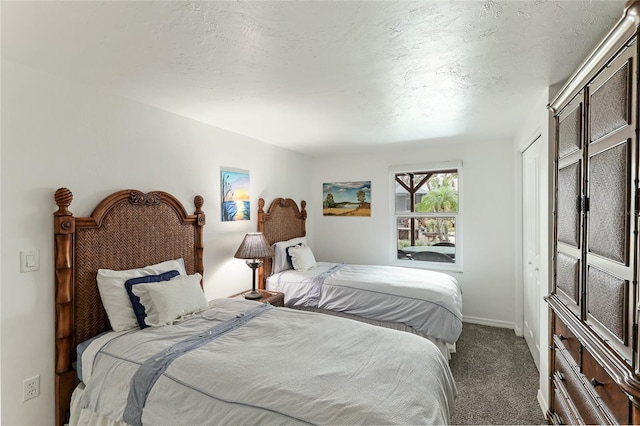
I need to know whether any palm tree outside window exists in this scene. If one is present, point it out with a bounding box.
[393,164,461,267]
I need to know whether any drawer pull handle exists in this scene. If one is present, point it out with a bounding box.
[558,334,567,341]
[591,377,604,387]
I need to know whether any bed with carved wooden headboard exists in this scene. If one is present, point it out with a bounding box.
[53,188,205,426]
[256,197,307,287]
[257,196,464,359]
[55,189,457,426]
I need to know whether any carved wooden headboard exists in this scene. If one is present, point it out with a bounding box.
[53,188,205,426]
[257,197,307,289]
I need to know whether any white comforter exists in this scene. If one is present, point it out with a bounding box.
[76,298,456,425]
[268,262,463,344]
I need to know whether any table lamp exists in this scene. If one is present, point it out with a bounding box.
[234,232,274,300]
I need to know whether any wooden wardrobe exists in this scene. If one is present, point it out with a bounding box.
[547,1,640,424]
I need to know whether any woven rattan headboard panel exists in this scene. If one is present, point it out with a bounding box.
[257,197,306,289]
[53,188,205,426]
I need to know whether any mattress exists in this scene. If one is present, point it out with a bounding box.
[72,298,457,425]
[267,262,463,344]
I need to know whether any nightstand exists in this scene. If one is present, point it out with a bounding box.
[230,289,284,307]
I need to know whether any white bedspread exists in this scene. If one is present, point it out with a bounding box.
[76,298,456,425]
[268,262,463,344]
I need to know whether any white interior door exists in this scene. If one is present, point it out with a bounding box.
[523,137,542,370]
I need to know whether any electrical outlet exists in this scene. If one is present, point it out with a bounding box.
[23,376,40,402]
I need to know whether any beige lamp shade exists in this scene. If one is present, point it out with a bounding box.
[234,232,274,260]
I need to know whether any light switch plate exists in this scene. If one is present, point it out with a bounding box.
[20,250,39,273]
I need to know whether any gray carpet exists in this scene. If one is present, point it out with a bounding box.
[448,323,547,425]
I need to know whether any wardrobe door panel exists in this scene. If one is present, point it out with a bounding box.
[559,102,582,158]
[557,161,581,248]
[587,265,627,343]
[556,252,580,315]
[587,141,630,265]
[590,60,631,142]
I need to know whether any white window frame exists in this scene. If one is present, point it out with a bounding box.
[389,161,463,272]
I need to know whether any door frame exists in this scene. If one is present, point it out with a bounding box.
[513,87,554,416]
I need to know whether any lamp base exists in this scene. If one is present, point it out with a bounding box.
[244,290,263,300]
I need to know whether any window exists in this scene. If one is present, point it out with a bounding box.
[392,162,461,269]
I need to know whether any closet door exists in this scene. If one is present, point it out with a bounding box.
[585,43,637,365]
[555,93,584,318]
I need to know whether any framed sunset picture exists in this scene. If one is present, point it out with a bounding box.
[323,181,371,216]
[221,168,250,221]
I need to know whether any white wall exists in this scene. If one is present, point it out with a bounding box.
[0,60,312,425]
[0,54,546,426]
[513,87,552,415]
[310,137,517,328]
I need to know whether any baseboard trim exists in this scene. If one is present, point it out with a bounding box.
[463,316,520,334]
[537,388,548,417]
[513,324,523,337]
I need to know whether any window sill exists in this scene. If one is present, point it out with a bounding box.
[392,258,463,274]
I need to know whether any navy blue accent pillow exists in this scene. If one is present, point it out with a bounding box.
[125,270,180,329]
[285,243,303,269]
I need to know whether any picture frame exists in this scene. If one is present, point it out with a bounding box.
[221,168,250,221]
[322,181,371,216]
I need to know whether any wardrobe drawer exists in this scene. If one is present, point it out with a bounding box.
[582,348,629,424]
[552,382,582,425]
[554,349,608,425]
[554,318,581,366]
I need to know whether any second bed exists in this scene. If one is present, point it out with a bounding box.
[258,197,463,357]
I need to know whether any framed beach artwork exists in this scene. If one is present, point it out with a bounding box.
[322,181,371,216]
[221,168,250,221]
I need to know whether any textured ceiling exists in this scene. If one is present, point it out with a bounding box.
[2,1,627,156]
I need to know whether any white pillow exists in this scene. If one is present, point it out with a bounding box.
[132,273,208,327]
[272,237,306,274]
[288,244,317,271]
[96,258,187,331]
